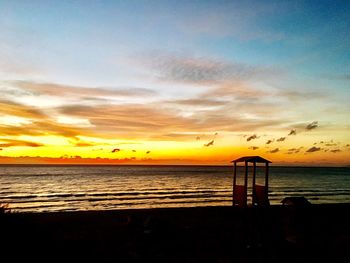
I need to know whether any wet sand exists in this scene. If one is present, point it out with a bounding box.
[1,204,349,262]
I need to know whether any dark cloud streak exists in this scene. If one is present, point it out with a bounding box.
[306,146,321,153]
[305,121,318,130]
[246,134,259,141]
[288,129,296,136]
[204,140,214,147]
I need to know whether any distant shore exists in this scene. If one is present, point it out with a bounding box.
[2,203,349,262]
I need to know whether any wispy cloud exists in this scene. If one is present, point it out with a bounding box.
[165,98,228,107]
[0,138,44,147]
[0,99,87,138]
[76,142,94,147]
[0,99,46,119]
[58,102,288,138]
[137,52,278,85]
[13,81,156,98]
[278,90,327,101]
[58,104,195,137]
[203,82,269,101]
[0,91,289,144]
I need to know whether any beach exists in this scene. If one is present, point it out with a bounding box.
[2,204,349,263]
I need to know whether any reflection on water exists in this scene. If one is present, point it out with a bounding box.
[0,165,349,212]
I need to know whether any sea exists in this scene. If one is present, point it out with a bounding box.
[0,165,349,213]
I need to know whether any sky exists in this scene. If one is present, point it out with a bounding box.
[0,0,349,165]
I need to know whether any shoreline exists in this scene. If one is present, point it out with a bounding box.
[2,203,349,262]
[1,163,350,168]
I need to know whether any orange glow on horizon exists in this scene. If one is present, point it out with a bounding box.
[0,133,349,166]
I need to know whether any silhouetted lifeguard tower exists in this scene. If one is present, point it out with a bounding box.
[231,156,271,207]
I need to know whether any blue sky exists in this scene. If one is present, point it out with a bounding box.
[1,0,349,84]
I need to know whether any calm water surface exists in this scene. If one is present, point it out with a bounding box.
[0,165,349,212]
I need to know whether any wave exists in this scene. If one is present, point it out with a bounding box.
[1,165,350,212]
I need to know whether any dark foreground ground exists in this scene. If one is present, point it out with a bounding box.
[1,204,350,263]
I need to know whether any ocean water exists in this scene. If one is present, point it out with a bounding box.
[0,165,349,213]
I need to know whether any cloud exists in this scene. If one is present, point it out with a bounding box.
[306,147,321,153]
[58,102,287,139]
[12,81,156,98]
[0,99,93,140]
[268,148,279,153]
[138,52,278,85]
[330,149,341,153]
[276,137,286,142]
[204,140,214,147]
[75,142,95,147]
[0,75,319,144]
[305,121,318,130]
[266,139,274,144]
[278,90,327,101]
[246,134,259,141]
[203,82,269,101]
[58,104,196,137]
[286,147,303,154]
[0,92,289,143]
[288,129,296,136]
[0,118,85,138]
[0,138,44,147]
[154,133,200,141]
[92,148,104,151]
[166,98,228,107]
[249,146,259,150]
[322,140,338,147]
[0,99,46,119]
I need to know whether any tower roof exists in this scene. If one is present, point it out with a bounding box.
[231,156,271,163]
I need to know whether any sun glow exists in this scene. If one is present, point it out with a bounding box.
[0,115,32,126]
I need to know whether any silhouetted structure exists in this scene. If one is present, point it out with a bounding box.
[231,156,271,207]
[281,196,311,207]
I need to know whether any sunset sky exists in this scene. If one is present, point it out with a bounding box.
[0,0,349,165]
